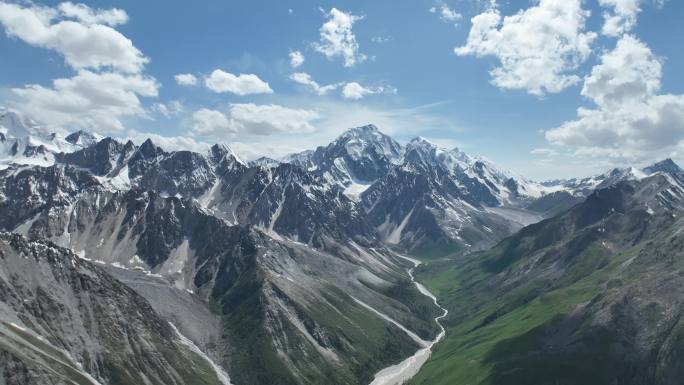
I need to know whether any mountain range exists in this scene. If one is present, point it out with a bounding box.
[1,107,682,385]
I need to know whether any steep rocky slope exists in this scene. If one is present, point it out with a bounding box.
[0,233,228,385]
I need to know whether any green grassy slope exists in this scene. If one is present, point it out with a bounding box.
[410,176,684,385]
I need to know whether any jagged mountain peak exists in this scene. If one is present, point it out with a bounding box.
[332,124,403,160]
[643,158,682,175]
[598,166,647,187]
[280,124,405,186]
[282,149,314,168]
[55,136,131,176]
[338,123,380,137]
[137,138,166,159]
[407,136,434,146]
[0,109,32,138]
[0,110,94,170]
[65,129,102,147]
[404,136,475,175]
[406,137,471,161]
[249,156,281,168]
[209,143,244,165]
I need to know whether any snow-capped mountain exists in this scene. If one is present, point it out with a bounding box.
[643,158,682,175]
[531,160,683,217]
[286,125,403,195]
[0,133,442,385]
[541,159,684,198]
[402,136,471,171]
[248,156,281,168]
[65,129,103,147]
[0,109,92,169]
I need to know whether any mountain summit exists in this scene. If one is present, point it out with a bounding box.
[643,158,682,175]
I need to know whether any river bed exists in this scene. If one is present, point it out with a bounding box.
[369,255,449,385]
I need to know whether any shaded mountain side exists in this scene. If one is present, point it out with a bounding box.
[524,190,585,217]
[410,172,684,385]
[0,233,227,385]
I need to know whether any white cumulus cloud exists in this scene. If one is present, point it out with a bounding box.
[204,69,273,96]
[290,73,396,100]
[455,0,596,96]
[192,104,320,136]
[11,70,159,132]
[545,35,684,162]
[152,100,184,118]
[289,50,305,68]
[289,72,343,95]
[124,130,211,153]
[175,73,198,86]
[192,108,236,135]
[599,0,642,37]
[0,1,148,73]
[342,82,396,100]
[57,2,128,26]
[430,3,463,24]
[313,8,366,67]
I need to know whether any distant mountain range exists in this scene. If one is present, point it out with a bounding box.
[1,108,681,385]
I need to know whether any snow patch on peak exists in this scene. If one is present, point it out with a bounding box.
[334,124,403,161]
[209,143,245,166]
[65,130,103,147]
[0,110,33,138]
[408,136,433,146]
[0,110,89,170]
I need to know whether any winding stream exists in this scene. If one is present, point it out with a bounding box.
[370,255,449,385]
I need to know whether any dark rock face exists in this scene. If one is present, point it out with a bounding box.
[64,130,100,147]
[21,144,48,158]
[135,150,217,197]
[57,137,134,176]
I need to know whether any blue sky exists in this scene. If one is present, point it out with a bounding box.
[1,0,683,179]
